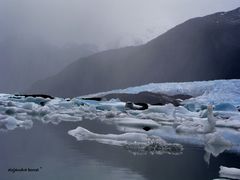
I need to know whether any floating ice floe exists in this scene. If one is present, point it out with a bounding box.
[204,131,232,164]
[0,79,240,159]
[68,126,183,155]
[0,115,33,131]
[175,105,217,134]
[219,166,240,179]
[103,117,160,132]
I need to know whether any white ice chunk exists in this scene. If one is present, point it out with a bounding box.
[68,126,183,155]
[175,105,218,134]
[0,114,33,131]
[18,120,33,129]
[205,132,232,147]
[43,113,82,124]
[0,79,240,155]
[68,126,157,145]
[22,102,40,110]
[217,119,240,129]
[0,116,19,130]
[204,132,232,157]
[105,117,160,132]
[144,104,175,115]
[219,166,240,179]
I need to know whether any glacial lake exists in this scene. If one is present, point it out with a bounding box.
[0,120,239,180]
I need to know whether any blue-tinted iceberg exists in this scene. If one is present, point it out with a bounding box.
[0,79,240,158]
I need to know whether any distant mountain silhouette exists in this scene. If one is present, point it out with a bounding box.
[0,37,98,93]
[28,7,240,98]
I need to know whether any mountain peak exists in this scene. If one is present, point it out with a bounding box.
[212,7,240,24]
[28,8,240,97]
[223,7,240,16]
[231,7,240,13]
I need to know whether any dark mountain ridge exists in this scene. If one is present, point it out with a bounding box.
[28,7,240,98]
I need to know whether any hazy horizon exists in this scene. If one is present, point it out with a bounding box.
[0,0,240,94]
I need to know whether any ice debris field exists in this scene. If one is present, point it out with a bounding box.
[1,79,240,160]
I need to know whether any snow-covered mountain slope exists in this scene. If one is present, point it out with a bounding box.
[1,79,240,159]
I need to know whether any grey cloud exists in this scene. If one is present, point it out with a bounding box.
[0,0,239,47]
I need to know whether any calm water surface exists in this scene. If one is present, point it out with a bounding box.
[0,120,239,180]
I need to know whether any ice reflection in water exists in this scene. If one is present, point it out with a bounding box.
[0,121,146,180]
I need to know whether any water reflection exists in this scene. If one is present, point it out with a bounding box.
[0,121,146,180]
[0,121,240,180]
[203,132,232,164]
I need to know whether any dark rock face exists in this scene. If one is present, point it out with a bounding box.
[11,94,54,106]
[102,91,188,106]
[82,97,102,101]
[14,94,54,99]
[28,8,240,98]
[143,127,151,131]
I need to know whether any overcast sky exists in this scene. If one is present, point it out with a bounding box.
[0,0,239,49]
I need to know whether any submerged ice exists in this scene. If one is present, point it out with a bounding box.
[0,79,240,158]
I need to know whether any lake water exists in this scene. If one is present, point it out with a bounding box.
[0,120,239,180]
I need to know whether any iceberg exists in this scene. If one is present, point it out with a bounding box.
[204,132,232,164]
[103,117,160,132]
[90,79,240,106]
[0,79,240,158]
[68,126,160,144]
[219,166,240,179]
[0,115,33,131]
[68,126,183,155]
